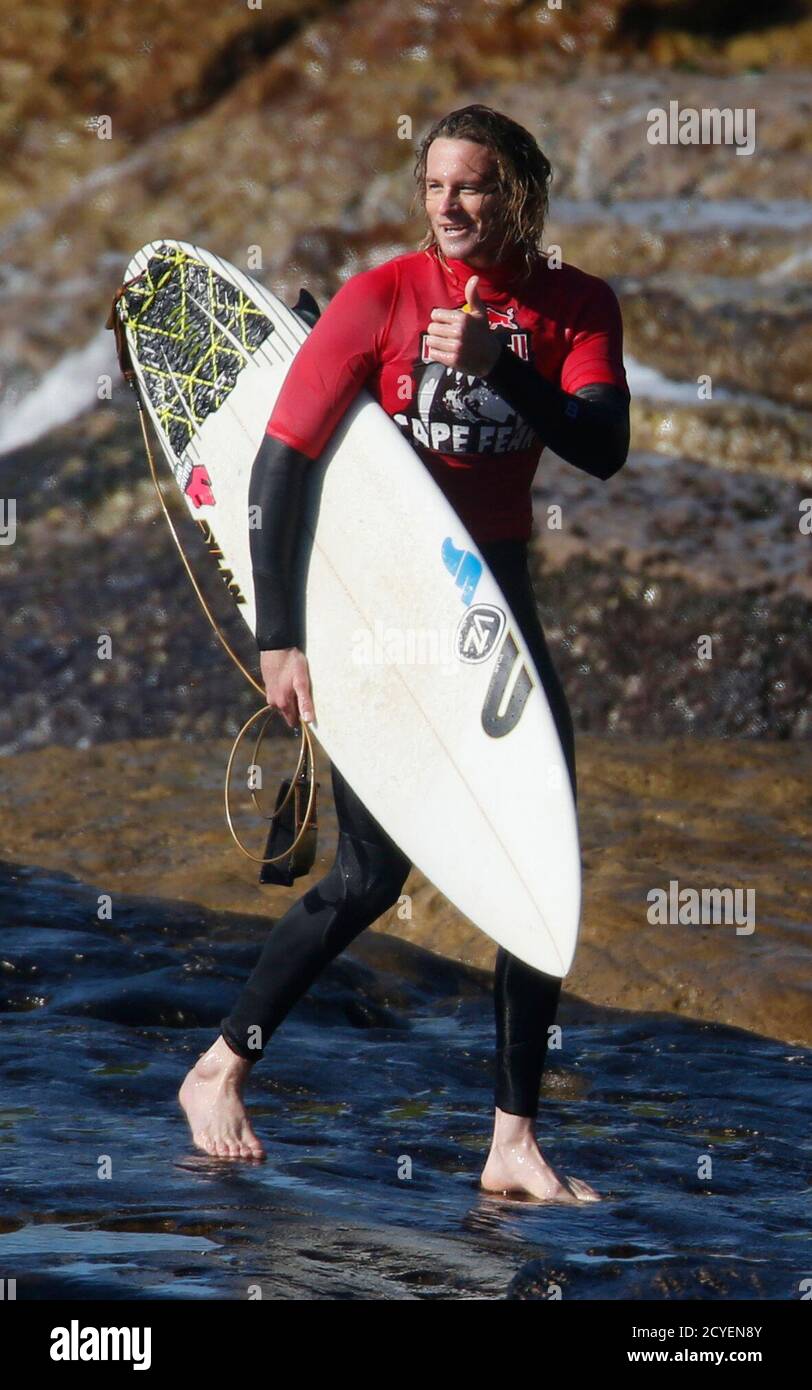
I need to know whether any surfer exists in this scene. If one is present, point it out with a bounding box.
[180,104,630,1201]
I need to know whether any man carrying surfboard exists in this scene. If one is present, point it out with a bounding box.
[180,105,629,1201]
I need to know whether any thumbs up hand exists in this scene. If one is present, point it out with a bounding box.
[426,274,503,377]
[463,275,488,320]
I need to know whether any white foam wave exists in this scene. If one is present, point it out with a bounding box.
[0,337,790,462]
[0,327,120,457]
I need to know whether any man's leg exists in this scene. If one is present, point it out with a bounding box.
[486,541,576,1121]
[479,541,598,1201]
[220,764,411,1059]
[180,761,411,1158]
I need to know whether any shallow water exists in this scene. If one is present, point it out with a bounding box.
[1,860,809,1300]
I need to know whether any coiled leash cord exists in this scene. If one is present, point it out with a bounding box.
[134,393,317,866]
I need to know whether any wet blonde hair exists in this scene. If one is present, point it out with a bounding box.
[413,104,552,281]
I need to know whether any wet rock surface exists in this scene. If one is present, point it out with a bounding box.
[0,735,809,1048]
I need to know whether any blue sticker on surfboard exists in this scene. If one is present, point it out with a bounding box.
[442,537,482,606]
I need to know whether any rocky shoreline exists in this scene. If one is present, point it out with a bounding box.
[1,734,809,1047]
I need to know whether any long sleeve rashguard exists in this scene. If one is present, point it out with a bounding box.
[252,246,630,649]
[250,435,309,651]
[484,345,629,481]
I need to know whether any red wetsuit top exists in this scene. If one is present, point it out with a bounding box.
[266,246,629,545]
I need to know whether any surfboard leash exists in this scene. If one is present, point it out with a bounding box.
[109,279,317,870]
[135,394,317,868]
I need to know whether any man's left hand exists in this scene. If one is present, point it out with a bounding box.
[425,276,502,377]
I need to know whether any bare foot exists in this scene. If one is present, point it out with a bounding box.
[480,1108,600,1204]
[178,1035,266,1160]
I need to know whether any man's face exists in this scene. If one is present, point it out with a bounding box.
[424,138,504,266]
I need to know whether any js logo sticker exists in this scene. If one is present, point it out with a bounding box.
[456,604,505,663]
[440,538,532,735]
[481,631,533,737]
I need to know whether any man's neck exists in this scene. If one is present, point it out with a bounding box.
[434,241,531,291]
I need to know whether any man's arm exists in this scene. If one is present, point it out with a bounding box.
[249,434,310,652]
[484,345,630,480]
[250,265,396,652]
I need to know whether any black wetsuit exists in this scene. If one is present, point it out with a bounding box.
[220,259,629,1119]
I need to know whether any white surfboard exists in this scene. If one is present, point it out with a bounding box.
[114,239,581,976]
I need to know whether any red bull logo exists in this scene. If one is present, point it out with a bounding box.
[485,305,517,330]
[485,305,529,358]
[420,302,529,362]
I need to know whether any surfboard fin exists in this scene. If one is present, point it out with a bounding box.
[290,287,321,327]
